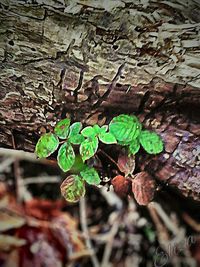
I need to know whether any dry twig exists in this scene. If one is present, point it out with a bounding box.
[23,176,60,185]
[80,197,100,267]
[11,134,23,203]
[0,157,15,173]
[0,148,57,166]
[183,213,200,232]
[101,212,120,267]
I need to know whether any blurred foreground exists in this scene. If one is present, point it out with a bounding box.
[0,150,200,267]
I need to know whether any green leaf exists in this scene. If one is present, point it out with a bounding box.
[109,114,142,142]
[35,133,59,158]
[117,140,131,146]
[68,122,82,137]
[129,138,140,155]
[139,130,164,154]
[68,122,84,145]
[100,125,108,133]
[69,134,85,145]
[57,142,75,172]
[81,126,96,137]
[54,118,71,139]
[71,155,87,173]
[60,175,85,202]
[93,124,101,134]
[80,167,101,185]
[80,136,98,161]
[99,132,117,144]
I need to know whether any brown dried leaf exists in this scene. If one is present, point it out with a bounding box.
[117,153,135,176]
[132,172,156,206]
[111,175,131,197]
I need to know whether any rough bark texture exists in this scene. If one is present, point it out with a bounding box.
[0,0,199,200]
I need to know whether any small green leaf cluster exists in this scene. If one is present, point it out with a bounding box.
[109,114,163,155]
[35,115,164,202]
[35,118,115,202]
[80,124,117,161]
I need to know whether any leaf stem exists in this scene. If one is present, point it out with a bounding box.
[98,149,120,170]
[59,140,66,144]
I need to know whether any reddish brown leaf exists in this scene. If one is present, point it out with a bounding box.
[111,175,131,197]
[24,199,65,220]
[117,153,135,176]
[0,182,88,266]
[132,172,156,206]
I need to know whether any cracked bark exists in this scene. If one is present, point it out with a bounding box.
[0,0,199,200]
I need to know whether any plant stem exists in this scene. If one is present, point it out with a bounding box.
[98,149,119,170]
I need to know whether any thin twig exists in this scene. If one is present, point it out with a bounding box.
[23,176,60,185]
[148,202,193,266]
[0,157,15,172]
[11,134,23,203]
[101,213,120,267]
[0,148,57,166]
[183,212,200,232]
[100,187,123,210]
[148,203,169,251]
[14,160,23,203]
[0,148,36,161]
[151,202,184,238]
[98,149,119,170]
[80,197,100,267]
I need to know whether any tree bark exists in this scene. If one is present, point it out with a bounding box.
[0,0,199,200]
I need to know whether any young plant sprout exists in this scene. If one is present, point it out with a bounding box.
[35,114,164,203]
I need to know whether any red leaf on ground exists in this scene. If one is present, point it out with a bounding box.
[24,199,65,220]
[132,172,156,205]
[111,175,131,197]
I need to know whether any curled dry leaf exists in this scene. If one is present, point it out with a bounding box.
[132,171,156,206]
[111,175,131,197]
[117,153,135,177]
